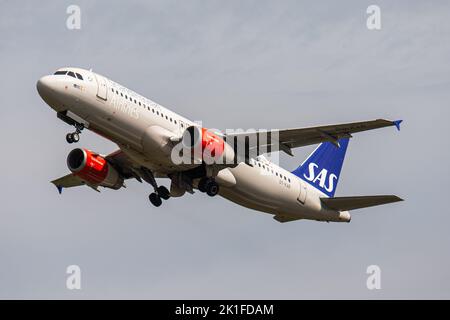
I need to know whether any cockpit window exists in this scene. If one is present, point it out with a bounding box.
[53,70,83,80]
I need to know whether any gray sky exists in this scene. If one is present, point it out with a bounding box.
[0,0,449,299]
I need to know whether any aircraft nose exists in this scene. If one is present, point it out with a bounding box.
[36,75,54,97]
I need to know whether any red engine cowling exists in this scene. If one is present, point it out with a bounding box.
[201,127,225,158]
[67,148,123,189]
[182,126,225,158]
[181,126,237,164]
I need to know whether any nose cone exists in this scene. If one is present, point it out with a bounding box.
[36,75,54,98]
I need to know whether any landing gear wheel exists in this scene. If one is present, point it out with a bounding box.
[71,132,80,143]
[66,132,80,144]
[65,123,84,144]
[205,180,219,197]
[149,193,162,207]
[66,133,74,144]
[198,177,208,193]
[157,186,171,200]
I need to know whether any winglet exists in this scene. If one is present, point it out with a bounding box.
[56,185,63,194]
[393,120,403,131]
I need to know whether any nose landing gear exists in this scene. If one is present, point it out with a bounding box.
[66,123,84,144]
[66,132,79,143]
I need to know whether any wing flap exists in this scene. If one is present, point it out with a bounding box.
[321,195,403,211]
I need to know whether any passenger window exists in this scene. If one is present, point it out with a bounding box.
[174,120,177,124]
[125,95,127,99]
[156,111,159,115]
[139,102,141,106]
[121,93,123,97]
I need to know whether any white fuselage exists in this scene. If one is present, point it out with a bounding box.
[37,67,350,222]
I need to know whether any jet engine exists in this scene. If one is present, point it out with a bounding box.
[67,148,124,189]
[181,126,235,165]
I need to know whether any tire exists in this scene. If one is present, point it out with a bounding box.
[149,193,162,207]
[72,132,80,143]
[206,180,219,197]
[198,178,208,193]
[66,133,74,144]
[157,186,170,200]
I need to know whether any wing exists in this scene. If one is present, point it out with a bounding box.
[51,174,86,193]
[104,149,141,181]
[224,119,402,157]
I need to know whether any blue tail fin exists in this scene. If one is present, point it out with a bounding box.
[291,138,349,197]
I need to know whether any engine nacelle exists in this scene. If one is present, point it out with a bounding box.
[181,126,235,165]
[67,148,124,189]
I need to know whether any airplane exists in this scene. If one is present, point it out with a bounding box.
[36,67,403,223]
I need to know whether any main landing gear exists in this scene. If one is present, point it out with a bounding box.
[148,186,171,207]
[140,167,171,207]
[66,123,84,144]
[198,177,219,197]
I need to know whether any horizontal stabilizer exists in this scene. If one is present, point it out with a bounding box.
[321,195,403,211]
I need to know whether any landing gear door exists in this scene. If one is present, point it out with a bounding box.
[297,180,307,204]
[95,74,108,100]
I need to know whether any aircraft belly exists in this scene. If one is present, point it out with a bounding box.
[227,164,292,212]
[224,164,331,220]
[219,187,278,216]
